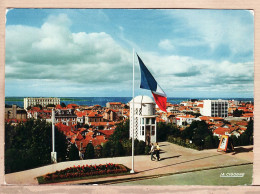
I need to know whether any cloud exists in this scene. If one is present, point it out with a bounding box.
[158,39,175,51]
[5,11,254,98]
[6,14,132,85]
[164,10,254,62]
[136,52,253,96]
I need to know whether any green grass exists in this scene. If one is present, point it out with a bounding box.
[115,164,253,186]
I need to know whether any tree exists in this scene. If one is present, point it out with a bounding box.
[204,135,214,149]
[113,141,125,156]
[102,141,112,157]
[94,145,103,158]
[136,140,146,155]
[83,124,90,129]
[68,144,80,161]
[181,121,211,147]
[230,135,239,147]
[109,120,129,142]
[239,133,249,146]
[213,136,220,148]
[233,109,243,117]
[5,118,69,173]
[245,120,253,145]
[84,143,95,159]
[61,102,66,108]
[157,122,179,141]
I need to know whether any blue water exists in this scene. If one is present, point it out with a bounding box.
[5,97,254,108]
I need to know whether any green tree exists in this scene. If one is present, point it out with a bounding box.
[102,141,112,157]
[239,133,249,146]
[113,141,125,156]
[136,140,146,155]
[213,136,220,148]
[230,135,239,147]
[61,102,66,108]
[94,145,103,158]
[157,122,179,141]
[204,135,214,149]
[181,121,211,147]
[233,109,244,117]
[5,118,68,173]
[109,120,129,142]
[245,120,253,145]
[68,144,80,161]
[84,143,95,159]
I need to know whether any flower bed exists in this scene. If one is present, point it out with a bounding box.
[40,163,129,183]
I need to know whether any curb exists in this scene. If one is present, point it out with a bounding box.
[78,162,253,185]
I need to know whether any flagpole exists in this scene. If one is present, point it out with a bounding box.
[130,48,135,174]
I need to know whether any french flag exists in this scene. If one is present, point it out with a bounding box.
[137,54,167,112]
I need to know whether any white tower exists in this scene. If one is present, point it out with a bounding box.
[129,95,157,145]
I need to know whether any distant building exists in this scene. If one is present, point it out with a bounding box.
[24,97,60,110]
[106,102,122,109]
[202,100,228,118]
[5,104,27,121]
[55,109,77,127]
[129,96,157,145]
[175,115,196,126]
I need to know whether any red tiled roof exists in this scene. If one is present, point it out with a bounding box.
[108,102,122,105]
[88,111,103,118]
[197,104,203,108]
[97,129,115,138]
[214,127,233,136]
[67,104,79,109]
[177,115,195,118]
[199,116,211,121]
[89,122,115,126]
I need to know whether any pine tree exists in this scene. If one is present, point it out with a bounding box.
[68,144,80,161]
[84,143,95,159]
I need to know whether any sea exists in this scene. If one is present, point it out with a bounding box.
[5,97,254,108]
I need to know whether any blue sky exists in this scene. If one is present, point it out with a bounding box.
[5,9,254,98]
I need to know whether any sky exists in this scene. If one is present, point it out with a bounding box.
[5,9,254,98]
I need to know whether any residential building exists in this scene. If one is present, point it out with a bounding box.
[106,102,122,109]
[201,100,228,118]
[175,115,196,126]
[5,104,27,121]
[55,109,77,127]
[24,97,60,110]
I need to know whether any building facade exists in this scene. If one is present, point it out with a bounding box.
[129,96,157,145]
[202,100,228,118]
[24,97,60,110]
[55,109,77,127]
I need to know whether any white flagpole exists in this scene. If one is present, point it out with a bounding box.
[51,109,57,163]
[130,48,135,174]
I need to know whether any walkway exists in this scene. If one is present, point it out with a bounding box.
[5,142,253,185]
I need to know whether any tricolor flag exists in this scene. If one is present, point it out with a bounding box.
[137,54,167,112]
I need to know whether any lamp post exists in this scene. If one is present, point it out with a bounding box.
[51,108,57,163]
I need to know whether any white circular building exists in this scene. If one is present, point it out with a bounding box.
[129,95,157,145]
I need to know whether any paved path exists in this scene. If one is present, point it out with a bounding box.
[5,142,253,185]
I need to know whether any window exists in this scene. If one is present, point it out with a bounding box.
[152,118,155,124]
[151,126,155,136]
[146,118,150,124]
[142,126,145,136]
[142,118,144,124]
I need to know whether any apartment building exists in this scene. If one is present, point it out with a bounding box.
[202,100,228,118]
[24,97,60,110]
